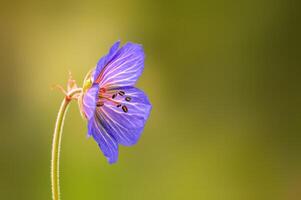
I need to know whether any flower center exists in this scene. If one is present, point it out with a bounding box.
[96,88,132,113]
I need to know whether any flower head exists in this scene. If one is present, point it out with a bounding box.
[80,41,151,163]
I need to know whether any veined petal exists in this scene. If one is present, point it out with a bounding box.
[88,117,119,164]
[96,87,151,146]
[93,40,120,82]
[95,43,145,89]
[82,84,98,120]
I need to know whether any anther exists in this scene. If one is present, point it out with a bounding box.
[122,105,128,113]
[125,97,131,102]
[97,102,104,107]
[112,94,117,99]
[118,91,125,96]
[117,104,121,108]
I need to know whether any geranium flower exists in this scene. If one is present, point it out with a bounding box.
[79,41,152,163]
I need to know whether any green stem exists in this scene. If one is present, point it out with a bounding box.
[51,88,82,200]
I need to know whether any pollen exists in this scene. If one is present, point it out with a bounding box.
[122,105,128,113]
[118,91,125,96]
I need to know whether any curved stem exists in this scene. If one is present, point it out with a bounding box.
[51,88,82,200]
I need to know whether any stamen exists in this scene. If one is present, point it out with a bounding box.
[99,96,121,105]
[97,102,104,107]
[98,89,126,107]
[99,88,106,93]
[125,97,131,102]
[122,105,128,113]
[118,91,125,96]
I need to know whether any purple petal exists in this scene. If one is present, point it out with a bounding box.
[82,84,98,120]
[88,116,119,164]
[94,43,145,89]
[96,87,151,146]
[93,41,121,82]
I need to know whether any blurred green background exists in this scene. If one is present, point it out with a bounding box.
[1,0,301,199]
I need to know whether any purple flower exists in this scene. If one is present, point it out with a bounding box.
[80,41,151,164]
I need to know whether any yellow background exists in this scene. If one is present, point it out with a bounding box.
[0,0,301,199]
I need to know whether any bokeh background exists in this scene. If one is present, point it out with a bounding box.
[1,0,301,199]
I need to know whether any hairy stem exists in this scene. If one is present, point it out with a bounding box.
[51,88,82,200]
